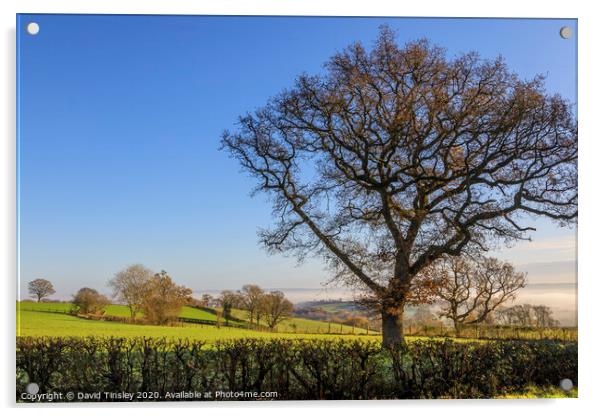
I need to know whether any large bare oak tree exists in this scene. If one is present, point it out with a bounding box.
[221,27,577,346]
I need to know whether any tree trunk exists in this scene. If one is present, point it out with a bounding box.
[453,320,461,337]
[381,307,405,347]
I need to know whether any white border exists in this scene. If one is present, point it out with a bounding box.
[2,1,601,415]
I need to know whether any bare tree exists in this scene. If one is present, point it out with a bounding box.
[221,27,577,345]
[72,287,110,315]
[497,304,558,328]
[494,306,513,326]
[507,304,534,326]
[141,270,192,325]
[28,278,55,302]
[434,255,526,334]
[200,294,214,308]
[532,304,559,328]
[108,264,153,318]
[260,291,294,330]
[218,290,243,325]
[241,284,265,326]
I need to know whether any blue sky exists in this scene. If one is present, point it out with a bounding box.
[17,15,577,306]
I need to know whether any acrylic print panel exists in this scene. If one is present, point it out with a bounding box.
[16,14,578,402]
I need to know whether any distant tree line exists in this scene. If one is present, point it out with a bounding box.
[495,304,559,328]
[200,285,294,330]
[187,285,294,330]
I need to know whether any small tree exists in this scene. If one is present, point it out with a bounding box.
[215,309,222,328]
[241,284,265,326]
[494,306,513,326]
[261,291,294,330]
[507,304,534,326]
[28,278,56,302]
[141,271,192,325]
[108,264,153,318]
[434,255,526,335]
[72,287,109,315]
[218,290,242,325]
[532,304,559,328]
[200,294,214,308]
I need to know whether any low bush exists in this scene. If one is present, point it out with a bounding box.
[16,337,577,401]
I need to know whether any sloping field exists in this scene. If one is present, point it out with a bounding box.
[17,309,382,344]
[18,301,219,322]
[228,308,379,334]
[17,302,375,334]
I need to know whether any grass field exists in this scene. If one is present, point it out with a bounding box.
[18,301,73,313]
[17,309,385,343]
[18,301,464,344]
[16,301,383,342]
[228,307,379,334]
[17,301,370,334]
[178,306,221,322]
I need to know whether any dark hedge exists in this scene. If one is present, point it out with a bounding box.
[16,337,577,401]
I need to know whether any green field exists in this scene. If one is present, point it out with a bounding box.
[178,306,220,322]
[18,301,73,314]
[17,309,386,343]
[228,308,379,334]
[16,301,386,343]
[17,301,370,334]
[18,301,217,320]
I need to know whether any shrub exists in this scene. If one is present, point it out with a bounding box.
[71,288,110,315]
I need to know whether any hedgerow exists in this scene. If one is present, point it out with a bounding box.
[16,337,577,401]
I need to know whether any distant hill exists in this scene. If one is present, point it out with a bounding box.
[295,300,366,313]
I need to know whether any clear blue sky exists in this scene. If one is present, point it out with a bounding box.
[17,15,577,301]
